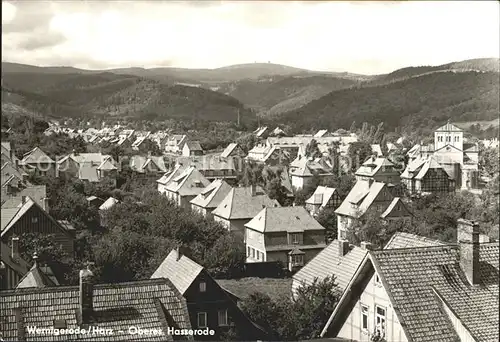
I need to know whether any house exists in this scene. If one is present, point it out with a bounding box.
[182,141,204,157]
[57,153,118,183]
[220,143,246,159]
[162,166,211,209]
[355,156,401,184]
[407,121,480,189]
[401,156,455,195]
[254,126,269,138]
[1,239,60,290]
[305,186,342,217]
[212,185,280,238]
[1,196,75,256]
[165,134,188,154]
[335,181,412,240]
[271,127,286,137]
[151,248,267,340]
[177,156,239,184]
[289,155,334,190]
[291,232,445,302]
[320,219,499,342]
[245,206,326,271]
[0,267,192,341]
[86,195,105,209]
[18,147,56,177]
[131,132,151,150]
[129,155,167,174]
[246,144,272,163]
[157,164,189,195]
[190,179,232,219]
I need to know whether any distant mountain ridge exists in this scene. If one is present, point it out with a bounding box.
[1,58,498,128]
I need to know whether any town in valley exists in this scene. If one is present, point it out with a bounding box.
[1,1,499,341]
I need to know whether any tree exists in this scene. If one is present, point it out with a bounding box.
[316,207,338,241]
[347,142,373,172]
[138,138,162,156]
[305,139,322,159]
[241,276,340,340]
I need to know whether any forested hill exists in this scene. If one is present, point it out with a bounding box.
[270,70,499,134]
[1,71,255,124]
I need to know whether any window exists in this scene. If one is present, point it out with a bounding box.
[375,306,386,337]
[252,248,255,259]
[374,274,382,287]
[438,136,443,142]
[361,304,369,331]
[197,312,207,328]
[218,310,228,326]
[199,282,206,292]
[247,246,251,257]
[446,136,451,142]
[31,217,38,224]
[339,229,347,240]
[454,136,459,142]
[291,254,304,265]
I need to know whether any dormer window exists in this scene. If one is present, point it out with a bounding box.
[288,232,303,245]
[199,281,206,292]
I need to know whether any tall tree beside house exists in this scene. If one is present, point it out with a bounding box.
[239,160,265,187]
[305,139,322,159]
[316,207,338,241]
[347,141,373,172]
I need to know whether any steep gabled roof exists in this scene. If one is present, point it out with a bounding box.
[156,164,188,185]
[336,181,388,218]
[184,141,203,151]
[190,179,232,209]
[0,278,192,341]
[221,143,241,158]
[380,197,412,219]
[165,166,211,196]
[1,197,70,238]
[355,156,398,178]
[19,147,54,165]
[245,206,325,233]
[305,186,338,207]
[212,186,280,220]
[151,249,204,295]
[16,260,56,289]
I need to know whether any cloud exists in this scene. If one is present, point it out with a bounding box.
[2,1,17,24]
[1,1,499,74]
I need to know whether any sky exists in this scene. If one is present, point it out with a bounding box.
[2,1,499,75]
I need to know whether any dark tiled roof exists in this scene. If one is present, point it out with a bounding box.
[0,278,192,341]
[371,243,499,342]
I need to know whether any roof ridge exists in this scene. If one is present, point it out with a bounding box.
[372,244,458,254]
[0,278,172,296]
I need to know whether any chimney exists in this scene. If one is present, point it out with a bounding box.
[176,245,191,261]
[338,239,350,257]
[79,264,94,324]
[11,237,19,260]
[360,241,373,250]
[457,219,481,285]
[251,184,257,196]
